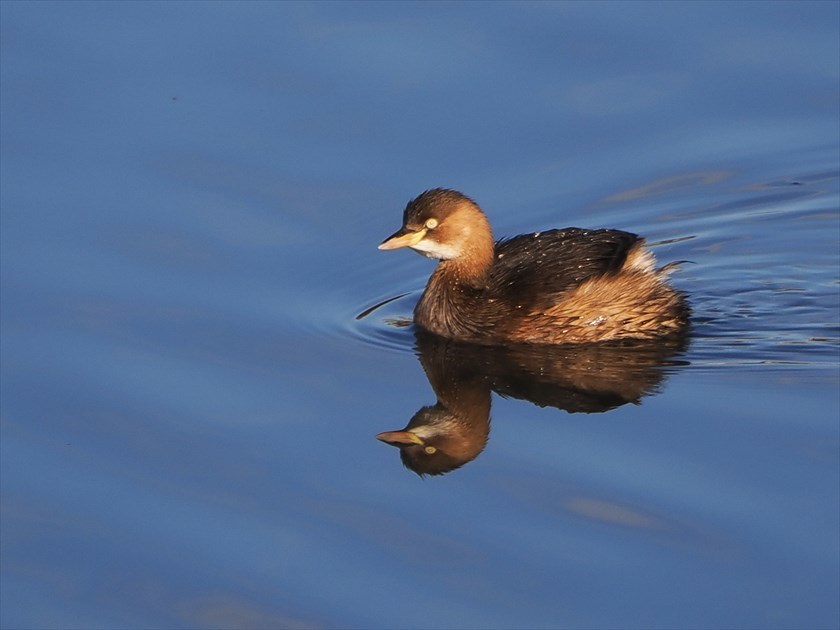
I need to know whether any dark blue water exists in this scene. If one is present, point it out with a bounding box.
[2,2,838,629]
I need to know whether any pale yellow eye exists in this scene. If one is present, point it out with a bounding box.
[424,446,437,454]
[424,218,438,229]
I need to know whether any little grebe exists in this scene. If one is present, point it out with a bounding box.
[379,189,689,344]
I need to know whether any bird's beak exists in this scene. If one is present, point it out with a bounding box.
[378,227,428,250]
[376,430,425,446]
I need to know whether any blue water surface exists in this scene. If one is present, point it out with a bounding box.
[2,2,838,629]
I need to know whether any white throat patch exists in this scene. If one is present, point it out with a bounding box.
[411,239,462,260]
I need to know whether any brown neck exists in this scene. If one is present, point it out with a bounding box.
[432,259,492,288]
[432,200,495,286]
[435,242,494,288]
[416,260,488,340]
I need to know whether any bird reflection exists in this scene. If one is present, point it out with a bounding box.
[377,330,688,476]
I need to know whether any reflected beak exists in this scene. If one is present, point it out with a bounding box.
[376,430,425,446]
[378,227,428,250]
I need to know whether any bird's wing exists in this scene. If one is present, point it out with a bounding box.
[489,228,642,307]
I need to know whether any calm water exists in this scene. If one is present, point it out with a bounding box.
[2,2,839,629]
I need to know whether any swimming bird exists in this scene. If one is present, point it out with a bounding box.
[379,188,688,344]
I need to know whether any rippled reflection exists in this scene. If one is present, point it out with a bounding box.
[377,330,689,476]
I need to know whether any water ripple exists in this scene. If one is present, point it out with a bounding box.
[337,169,838,372]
